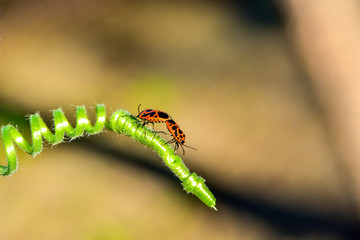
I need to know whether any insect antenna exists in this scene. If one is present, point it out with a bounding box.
[137,104,142,115]
[178,143,197,155]
[184,144,197,151]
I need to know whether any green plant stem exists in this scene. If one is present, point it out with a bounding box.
[0,105,216,210]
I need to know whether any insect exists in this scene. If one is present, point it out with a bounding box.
[136,104,171,129]
[165,119,197,155]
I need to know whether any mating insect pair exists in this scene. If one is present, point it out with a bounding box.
[136,105,196,155]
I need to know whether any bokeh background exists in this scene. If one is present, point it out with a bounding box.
[1,0,360,239]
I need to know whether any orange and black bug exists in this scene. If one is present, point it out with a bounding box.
[165,119,197,155]
[137,104,171,128]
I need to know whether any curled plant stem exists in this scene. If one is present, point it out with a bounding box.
[0,105,216,210]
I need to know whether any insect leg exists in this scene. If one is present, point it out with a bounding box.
[179,144,185,155]
[164,138,176,145]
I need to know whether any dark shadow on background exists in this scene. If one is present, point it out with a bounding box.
[224,0,283,27]
[77,139,360,240]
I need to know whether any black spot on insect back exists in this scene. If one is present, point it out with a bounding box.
[167,119,176,125]
[158,111,170,119]
[179,132,185,141]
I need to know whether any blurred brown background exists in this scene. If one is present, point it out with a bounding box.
[1,0,360,239]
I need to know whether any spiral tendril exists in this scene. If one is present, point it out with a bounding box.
[0,105,216,210]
